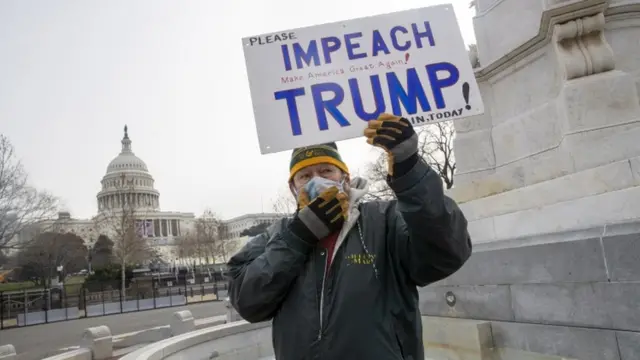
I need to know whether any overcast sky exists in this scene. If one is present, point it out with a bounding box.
[0,0,477,221]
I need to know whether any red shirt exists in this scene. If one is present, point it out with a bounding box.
[319,232,339,273]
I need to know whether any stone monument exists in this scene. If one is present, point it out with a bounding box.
[420,0,640,359]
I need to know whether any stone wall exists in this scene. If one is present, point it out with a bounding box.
[434,3,640,357]
[451,0,640,244]
[419,221,640,360]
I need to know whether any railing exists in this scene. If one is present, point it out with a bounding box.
[0,281,229,329]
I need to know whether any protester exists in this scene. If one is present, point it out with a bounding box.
[227,113,472,360]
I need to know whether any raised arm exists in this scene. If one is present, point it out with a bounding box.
[363,113,471,287]
[388,155,471,286]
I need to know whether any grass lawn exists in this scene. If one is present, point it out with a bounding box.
[0,276,86,293]
[65,275,86,285]
[0,281,36,292]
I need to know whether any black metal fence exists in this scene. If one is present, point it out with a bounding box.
[0,280,229,330]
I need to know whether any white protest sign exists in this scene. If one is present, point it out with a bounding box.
[242,4,484,155]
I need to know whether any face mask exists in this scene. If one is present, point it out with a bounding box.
[298,176,345,200]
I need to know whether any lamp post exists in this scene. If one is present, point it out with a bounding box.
[87,243,94,274]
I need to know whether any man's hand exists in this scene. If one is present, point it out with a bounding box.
[297,188,311,209]
[289,186,348,243]
[364,113,418,176]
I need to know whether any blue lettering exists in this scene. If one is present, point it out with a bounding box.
[426,62,459,109]
[310,83,351,130]
[293,41,320,69]
[274,88,306,135]
[411,21,436,48]
[281,44,292,71]
[387,68,432,115]
[320,36,341,64]
[349,76,386,120]
[371,30,390,57]
[282,22,436,69]
[273,62,458,132]
[344,32,366,60]
[390,26,410,51]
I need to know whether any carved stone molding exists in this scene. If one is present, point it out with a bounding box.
[468,44,481,69]
[552,12,616,80]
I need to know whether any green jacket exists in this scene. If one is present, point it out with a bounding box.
[227,159,471,360]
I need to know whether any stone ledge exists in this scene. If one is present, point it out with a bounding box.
[420,282,640,334]
[82,325,112,360]
[119,321,271,360]
[194,315,227,328]
[472,219,640,252]
[459,157,639,222]
[491,321,621,360]
[493,348,577,360]
[422,316,493,360]
[40,349,91,360]
[616,331,640,360]
[510,282,640,332]
[432,226,639,285]
[170,310,195,336]
[113,326,171,349]
[421,316,580,360]
[467,185,640,243]
[109,315,227,349]
[0,345,16,360]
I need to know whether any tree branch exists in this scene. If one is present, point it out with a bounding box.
[364,121,457,193]
[0,134,59,250]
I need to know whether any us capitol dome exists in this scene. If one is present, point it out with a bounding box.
[91,125,198,260]
[96,126,160,212]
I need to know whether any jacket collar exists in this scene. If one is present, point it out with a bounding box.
[347,176,369,210]
[330,177,369,264]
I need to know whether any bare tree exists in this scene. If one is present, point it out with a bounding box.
[0,135,58,250]
[175,233,198,269]
[178,209,230,265]
[365,121,456,200]
[417,121,456,189]
[94,174,153,296]
[197,209,225,263]
[363,156,396,201]
[271,188,297,216]
[16,225,88,287]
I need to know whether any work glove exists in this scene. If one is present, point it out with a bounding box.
[297,189,311,209]
[364,113,418,176]
[288,186,348,243]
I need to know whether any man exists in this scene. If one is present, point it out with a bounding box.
[227,113,471,360]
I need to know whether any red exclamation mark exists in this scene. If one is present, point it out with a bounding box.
[405,53,410,63]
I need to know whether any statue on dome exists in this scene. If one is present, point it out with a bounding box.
[124,125,129,138]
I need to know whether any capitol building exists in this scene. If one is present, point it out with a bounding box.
[18,126,282,263]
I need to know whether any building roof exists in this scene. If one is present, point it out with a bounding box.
[106,125,150,174]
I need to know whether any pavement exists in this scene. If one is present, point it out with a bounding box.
[0,301,228,360]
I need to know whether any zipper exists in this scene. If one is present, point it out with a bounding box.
[318,258,327,341]
[317,202,362,341]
